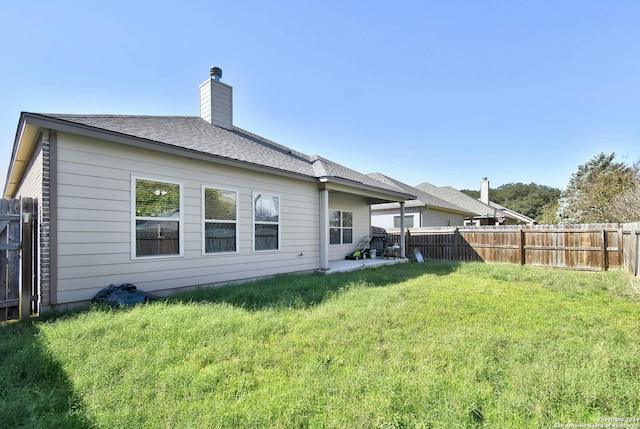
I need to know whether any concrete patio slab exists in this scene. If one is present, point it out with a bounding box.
[324,257,409,274]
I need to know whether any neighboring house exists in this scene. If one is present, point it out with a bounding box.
[476,177,536,225]
[416,178,536,226]
[4,67,416,310]
[368,173,475,228]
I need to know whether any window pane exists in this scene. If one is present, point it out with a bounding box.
[255,195,279,222]
[255,224,279,250]
[343,228,353,244]
[136,220,179,256]
[342,212,353,227]
[205,223,236,253]
[136,180,180,218]
[394,216,413,228]
[330,228,341,245]
[205,189,236,221]
[329,210,340,227]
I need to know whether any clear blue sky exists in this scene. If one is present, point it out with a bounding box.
[2,0,639,193]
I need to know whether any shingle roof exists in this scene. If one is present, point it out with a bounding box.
[37,113,409,197]
[43,114,317,175]
[368,173,473,214]
[416,182,509,218]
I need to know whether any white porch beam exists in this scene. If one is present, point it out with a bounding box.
[400,201,406,258]
[319,188,330,271]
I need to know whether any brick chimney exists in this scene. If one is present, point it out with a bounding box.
[199,66,233,130]
[480,177,490,204]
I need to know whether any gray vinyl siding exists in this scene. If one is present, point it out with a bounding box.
[55,132,320,304]
[199,78,233,130]
[371,207,421,229]
[421,207,467,227]
[373,206,469,228]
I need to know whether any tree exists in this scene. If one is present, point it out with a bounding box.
[135,179,180,217]
[462,182,561,221]
[556,152,640,224]
[493,183,561,220]
[608,180,640,223]
[537,201,560,225]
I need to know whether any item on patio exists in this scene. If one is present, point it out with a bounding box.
[92,283,156,306]
[385,242,401,259]
[345,236,372,260]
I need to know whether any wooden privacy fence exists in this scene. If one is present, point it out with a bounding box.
[389,223,640,274]
[0,198,38,321]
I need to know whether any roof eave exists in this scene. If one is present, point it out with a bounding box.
[4,113,41,198]
[320,176,417,204]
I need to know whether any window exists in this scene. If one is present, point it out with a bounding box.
[254,193,280,251]
[394,215,414,228]
[203,187,238,254]
[330,210,353,245]
[133,178,182,258]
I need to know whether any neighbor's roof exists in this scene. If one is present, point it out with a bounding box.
[415,182,502,218]
[6,113,416,201]
[416,182,537,223]
[368,173,474,215]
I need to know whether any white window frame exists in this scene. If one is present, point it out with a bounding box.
[202,185,239,255]
[329,209,353,245]
[253,191,281,252]
[131,176,184,259]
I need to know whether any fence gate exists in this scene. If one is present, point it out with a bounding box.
[0,198,38,322]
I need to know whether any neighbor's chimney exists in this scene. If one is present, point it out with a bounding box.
[199,66,233,130]
[480,177,490,204]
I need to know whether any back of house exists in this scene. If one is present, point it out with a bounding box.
[4,68,415,311]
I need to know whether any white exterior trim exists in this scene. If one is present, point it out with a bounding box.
[201,184,240,256]
[130,175,184,260]
[252,191,281,252]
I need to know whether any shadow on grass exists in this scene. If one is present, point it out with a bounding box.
[0,319,91,429]
[167,259,462,311]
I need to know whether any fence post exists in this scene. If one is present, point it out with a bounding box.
[453,227,460,261]
[405,229,411,258]
[518,227,525,265]
[601,228,608,271]
[635,230,640,277]
[7,200,20,320]
[617,227,623,272]
[20,212,32,319]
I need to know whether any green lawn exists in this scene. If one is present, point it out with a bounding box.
[1,261,639,428]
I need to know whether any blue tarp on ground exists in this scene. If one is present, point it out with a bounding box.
[92,283,155,306]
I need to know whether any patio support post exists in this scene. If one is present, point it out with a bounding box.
[400,201,406,258]
[319,187,330,271]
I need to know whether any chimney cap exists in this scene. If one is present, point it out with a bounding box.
[210,66,222,81]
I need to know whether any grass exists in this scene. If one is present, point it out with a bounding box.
[1,261,640,428]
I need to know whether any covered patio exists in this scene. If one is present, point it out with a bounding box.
[325,256,409,274]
